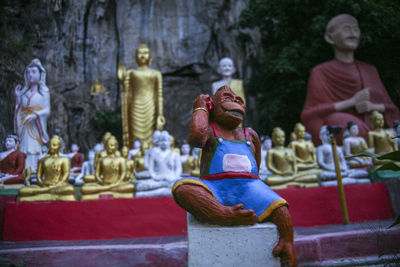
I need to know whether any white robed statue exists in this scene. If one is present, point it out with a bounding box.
[14,59,50,172]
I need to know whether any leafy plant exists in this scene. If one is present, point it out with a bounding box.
[89,108,122,145]
[239,0,400,136]
[348,138,400,229]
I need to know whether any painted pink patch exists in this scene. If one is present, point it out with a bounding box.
[222,154,251,173]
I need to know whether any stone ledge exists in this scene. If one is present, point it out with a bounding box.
[187,214,280,267]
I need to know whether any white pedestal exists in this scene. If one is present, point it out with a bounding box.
[187,213,280,267]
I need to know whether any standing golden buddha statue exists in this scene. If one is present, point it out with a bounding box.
[118,44,165,148]
[18,135,75,201]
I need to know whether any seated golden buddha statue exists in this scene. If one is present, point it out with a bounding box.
[121,146,136,182]
[84,132,120,183]
[367,111,398,165]
[81,136,134,200]
[288,123,320,172]
[90,78,108,96]
[18,135,76,201]
[265,127,319,189]
[180,143,196,177]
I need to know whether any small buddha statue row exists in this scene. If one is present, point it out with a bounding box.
[263,111,399,189]
[15,130,201,201]
[17,133,135,201]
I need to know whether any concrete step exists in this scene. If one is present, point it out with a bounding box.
[0,221,399,267]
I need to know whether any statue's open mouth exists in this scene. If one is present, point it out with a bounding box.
[224,109,244,119]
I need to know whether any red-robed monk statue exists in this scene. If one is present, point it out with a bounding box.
[172,86,297,267]
[301,14,400,145]
[0,135,26,184]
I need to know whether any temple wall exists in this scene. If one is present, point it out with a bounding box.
[0,0,262,152]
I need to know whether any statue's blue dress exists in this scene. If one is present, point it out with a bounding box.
[172,124,287,222]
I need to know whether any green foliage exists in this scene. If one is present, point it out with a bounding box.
[240,0,400,136]
[90,107,122,145]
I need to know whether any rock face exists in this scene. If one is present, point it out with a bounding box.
[0,0,261,154]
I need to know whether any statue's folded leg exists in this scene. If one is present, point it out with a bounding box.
[264,175,295,186]
[48,185,75,195]
[81,184,107,194]
[19,185,48,196]
[173,184,257,226]
[294,173,318,183]
[110,183,134,193]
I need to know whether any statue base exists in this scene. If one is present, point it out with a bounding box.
[17,193,76,202]
[80,192,133,200]
[187,213,280,267]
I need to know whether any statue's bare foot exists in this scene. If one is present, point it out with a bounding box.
[215,203,258,226]
[273,239,298,267]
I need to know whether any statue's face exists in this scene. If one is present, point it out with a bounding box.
[373,114,384,128]
[49,138,61,154]
[88,151,95,161]
[5,138,16,150]
[121,146,129,157]
[27,66,41,85]
[102,132,112,145]
[159,135,171,151]
[272,131,285,146]
[136,47,151,66]
[71,144,79,152]
[106,138,118,154]
[319,128,330,144]
[296,126,306,139]
[218,58,235,77]
[134,140,141,149]
[152,132,161,147]
[330,18,360,52]
[350,124,359,136]
[263,139,272,150]
[211,88,245,129]
[181,144,190,155]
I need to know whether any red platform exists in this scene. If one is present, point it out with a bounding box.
[2,183,394,241]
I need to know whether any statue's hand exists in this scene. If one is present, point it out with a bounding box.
[23,114,37,124]
[352,88,370,106]
[273,239,298,267]
[193,94,211,110]
[156,115,166,130]
[355,100,375,114]
[14,84,22,97]
[117,62,126,81]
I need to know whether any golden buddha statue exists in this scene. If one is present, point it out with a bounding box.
[18,135,76,201]
[180,143,196,177]
[90,78,108,96]
[288,123,320,172]
[121,146,136,182]
[118,44,165,148]
[265,127,318,189]
[81,136,134,200]
[367,111,397,166]
[367,111,397,155]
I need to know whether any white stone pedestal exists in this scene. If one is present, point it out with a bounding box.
[187,213,280,267]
